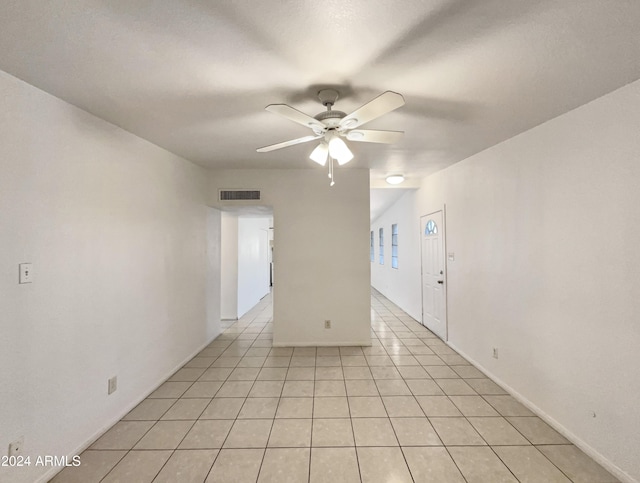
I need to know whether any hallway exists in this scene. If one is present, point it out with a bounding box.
[51,291,617,483]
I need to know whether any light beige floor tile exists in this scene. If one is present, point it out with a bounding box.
[315,367,344,380]
[357,447,413,483]
[199,367,233,381]
[449,395,500,416]
[317,347,340,356]
[310,447,360,483]
[343,366,373,379]
[205,448,264,483]
[316,356,341,367]
[216,381,253,398]
[370,366,402,379]
[276,397,314,418]
[161,398,210,420]
[90,421,154,449]
[311,418,354,447]
[185,356,217,368]
[257,367,287,381]
[249,380,284,397]
[291,356,317,367]
[415,396,462,416]
[228,367,260,381]
[366,355,394,366]
[430,417,487,446]
[507,417,570,444]
[258,448,310,483]
[238,397,279,419]
[224,419,273,448]
[346,379,379,396]
[246,347,271,356]
[133,420,193,449]
[270,348,294,356]
[182,381,223,398]
[406,379,445,396]
[153,449,218,483]
[169,368,207,382]
[382,395,424,417]
[313,396,350,418]
[293,348,316,357]
[101,450,172,483]
[391,417,442,446]
[449,446,518,482]
[200,398,244,419]
[282,380,314,397]
[122,398,176,421]
[286,367,315,380]
[435,379,477,395]
[437,354,467,365]
[352,418,398,446]
[397,366,430,379]
[179,420,233,449]
[538,445,619,483]
[375,379,412,396]
[484,395,535,416]
[263,356,291,367]
[425,367,461,379]
[314,380,347,397]
[50,450,126,483]
[268,418,312,447]
[341,355,367,366]
[148,381,192,398]
[468,417,529,445]
[416,355,447,365]
[391,355,420,366]
[402,446,465,482]
[348,396,387,418]
[452,366,485,378]
[211,357,241,368]
[493,446,572,482]
[236,356,267,368]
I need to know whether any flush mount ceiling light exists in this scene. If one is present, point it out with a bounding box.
[386,174,405,185]
[257,89,405,185]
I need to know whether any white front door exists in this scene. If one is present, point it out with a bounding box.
[421,211,447,340]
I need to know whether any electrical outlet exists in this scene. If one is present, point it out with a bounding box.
[108,376,118,395]
[9,437,24,457]
[324,320,331,329]
[492,348,499,359]
[19,263,33,284]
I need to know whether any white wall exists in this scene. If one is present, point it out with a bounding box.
[210,169,371,346]
[237,217,271,317]
[0,70,220,483]
[220,212,239,319]
[371,80,640,482]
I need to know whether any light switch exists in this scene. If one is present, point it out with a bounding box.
[447,253,455,261]
[19,263,33,284]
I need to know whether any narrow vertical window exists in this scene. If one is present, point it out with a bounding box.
[391,224,398,269]
[379,228,384,265]
[370,231,374,262]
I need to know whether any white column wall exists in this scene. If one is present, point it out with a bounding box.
[220,212,239,319]
[210,169,371,346]
[371,80,640,482]
[0,70,219,483]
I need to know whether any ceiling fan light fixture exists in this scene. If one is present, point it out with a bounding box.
[328,136,354,165]
[309,143,329,166]
[386,174,405,185]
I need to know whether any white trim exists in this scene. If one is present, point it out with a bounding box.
[39,332,221,483]
[447,341,637,483]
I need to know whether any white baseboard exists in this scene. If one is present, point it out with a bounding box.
[39,331,221,483]
[447,341,637,483]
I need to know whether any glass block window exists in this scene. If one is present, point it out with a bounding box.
[425,219,438,235]
[391,224,398,269]
[370,231,374,262]
[379,228,384,265]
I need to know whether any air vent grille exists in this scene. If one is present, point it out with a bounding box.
[219,190,261,201]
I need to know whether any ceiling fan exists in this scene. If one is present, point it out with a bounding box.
[257,89,405,172]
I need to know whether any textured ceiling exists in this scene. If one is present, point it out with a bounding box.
[1,0,639,185]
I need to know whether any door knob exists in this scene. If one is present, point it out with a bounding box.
[437,280,444,284]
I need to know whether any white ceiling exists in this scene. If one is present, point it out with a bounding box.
[1,1,639,189]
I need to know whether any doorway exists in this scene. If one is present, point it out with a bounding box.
[420,210,447,340]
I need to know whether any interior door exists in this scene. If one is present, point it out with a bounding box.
[421,211,447,340]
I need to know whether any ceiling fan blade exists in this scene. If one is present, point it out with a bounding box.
[256,135,321,153]
[265,104,325,131]
[339,91,405,129]
[346,129,404,144]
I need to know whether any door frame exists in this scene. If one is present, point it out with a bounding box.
[419,206,448,341]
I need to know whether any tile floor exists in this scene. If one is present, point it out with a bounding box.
[51,290,619,483]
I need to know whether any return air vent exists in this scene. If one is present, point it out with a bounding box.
[219,190,261,201]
